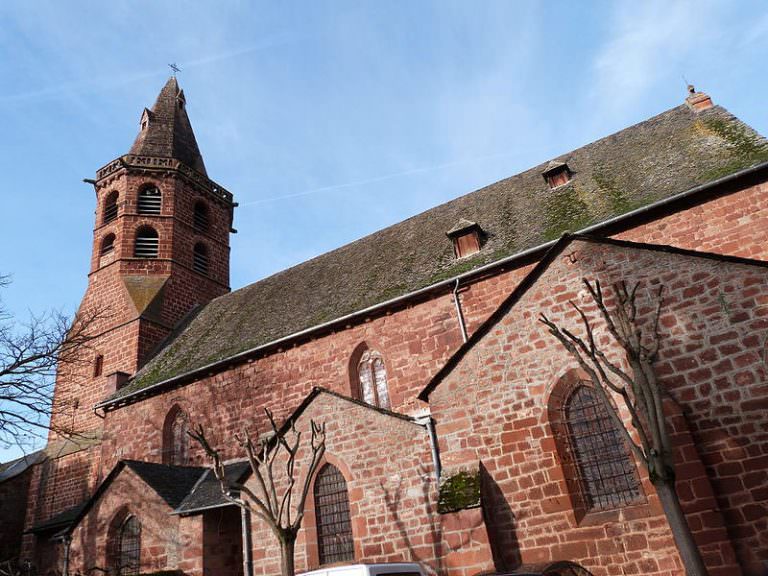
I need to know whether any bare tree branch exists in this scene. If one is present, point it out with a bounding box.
[540,277,709,575]
[0,275,111,449]
[189,409,326,576]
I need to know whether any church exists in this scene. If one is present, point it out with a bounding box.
[2,78,767,576]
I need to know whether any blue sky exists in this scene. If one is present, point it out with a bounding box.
[1,0,767,459]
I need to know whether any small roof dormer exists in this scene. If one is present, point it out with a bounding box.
[542,160,572,189]
[447,219,484,259]
[139,108,153,131]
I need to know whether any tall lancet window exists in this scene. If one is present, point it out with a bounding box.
[357,349,390,409]
[162,406,189,466]
[116,516,141,575]
[314,464,354,565]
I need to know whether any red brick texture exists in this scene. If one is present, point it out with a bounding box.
[429,239,767,576]
[68,466,204,575]
[0,464,34,562]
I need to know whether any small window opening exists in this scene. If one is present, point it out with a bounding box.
[137,186,162,215]
[134,227,159,258]
[193,202,209,232]
[543,160,572,189]
[100,234,116,256]
[141,120,148,130]
[193,243,209,275]
[103,191,119,224]
[93,354,104,377]
[446,219,483,259]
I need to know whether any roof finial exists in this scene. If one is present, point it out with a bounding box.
[168,63,181,77]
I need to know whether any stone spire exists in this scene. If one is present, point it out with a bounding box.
[129,77,207,175]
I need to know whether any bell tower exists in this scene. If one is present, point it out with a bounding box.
[50,77,235,435]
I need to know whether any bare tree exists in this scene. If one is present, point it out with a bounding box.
[189,409,326,576]
[0,275,103,450]
[539,279,708,576]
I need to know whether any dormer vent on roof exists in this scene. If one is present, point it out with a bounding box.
[139,108,152,131]
[542,160,572,189]
[446,219,484,259]
[685,85,713,112]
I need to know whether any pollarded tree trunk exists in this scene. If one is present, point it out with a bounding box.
[280,535,297,576]
[654,480,709,576]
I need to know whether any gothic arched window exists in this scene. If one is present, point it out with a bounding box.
[314,464,354,565]
[134,227,158,258]
[162,406,189,466]
[356,349,390,409]
[115,515,140,575]
[103,191,119,224]
[137,186,162,215]
[563,384,642,512]
[101,233,116,256]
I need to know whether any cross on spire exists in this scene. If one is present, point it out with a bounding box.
[168,62,181,77]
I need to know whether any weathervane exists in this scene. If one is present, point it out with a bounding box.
[168,63,181,77]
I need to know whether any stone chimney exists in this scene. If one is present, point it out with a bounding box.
[686,85,713,112]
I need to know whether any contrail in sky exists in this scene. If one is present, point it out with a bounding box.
[239,148,533,206]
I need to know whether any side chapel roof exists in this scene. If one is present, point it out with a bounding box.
[111,98,768,404]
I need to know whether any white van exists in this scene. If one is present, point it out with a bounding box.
[300,563,428,576]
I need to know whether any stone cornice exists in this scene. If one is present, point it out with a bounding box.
[95,154,235,208]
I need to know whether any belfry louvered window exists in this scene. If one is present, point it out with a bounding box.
[193,201,209,232]
[357,349,390,409]
[117,516,140,575]
[101,234,116,256]
[103,191,119,223]
[137,186,162,215]
[193,243,209,275]
[565,385,642,511]
[134,227,159,258]
[314,464,354,565]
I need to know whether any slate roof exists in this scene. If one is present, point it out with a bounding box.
[0,449,45,482]
[60,460,208,534]
[29,501,87,535]
[174,461,251,514]
[123,460,207,509]
[109,99,768,404]
[129,77,207,175]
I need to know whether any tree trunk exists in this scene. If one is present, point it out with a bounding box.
[654,480,709,576]
[280,537,296,576]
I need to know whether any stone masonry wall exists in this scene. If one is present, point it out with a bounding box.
[429,239,767,575]
[68,466,204,575]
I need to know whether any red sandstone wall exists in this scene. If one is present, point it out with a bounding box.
[614,180,768,262]
[429,240,767,575]
[244,393,441,576]
[203,507,244,576]
[0,466,33,562]
[69,467,204,575]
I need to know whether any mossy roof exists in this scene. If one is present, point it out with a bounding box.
[110,102,768,403]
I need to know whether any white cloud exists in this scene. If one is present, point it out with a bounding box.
[590,0,720,121]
